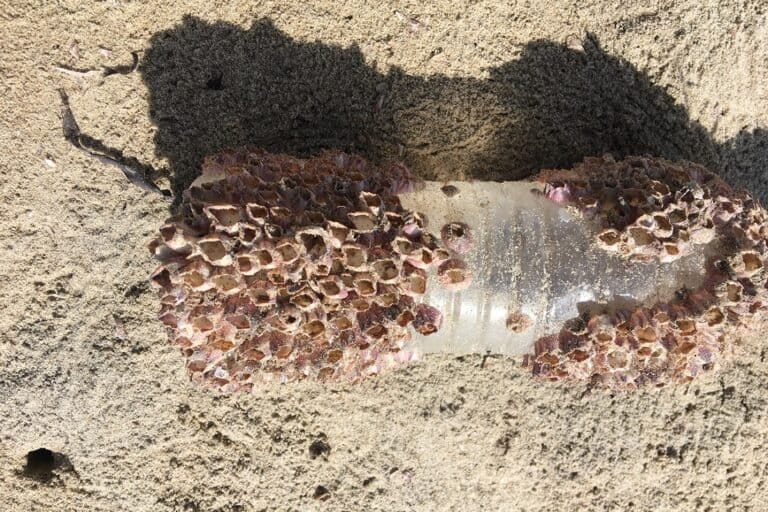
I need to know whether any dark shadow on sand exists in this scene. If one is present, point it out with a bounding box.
[139,16,767,203]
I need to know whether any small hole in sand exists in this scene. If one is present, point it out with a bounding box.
[313,485,331,500]
[21,448,73,482]
[308,436,331,459]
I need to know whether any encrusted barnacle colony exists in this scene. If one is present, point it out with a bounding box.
[150,150,768,391]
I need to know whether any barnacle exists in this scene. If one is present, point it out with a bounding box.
[440,222,473,254]
[151,151,768,391]
[436,258,472,291]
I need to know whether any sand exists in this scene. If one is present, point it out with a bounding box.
[1,1,767,510]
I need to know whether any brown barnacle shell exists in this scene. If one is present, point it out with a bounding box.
[303,317,327,338]
[634,213,655,231]
[330,257,347,277]
[325,221,350,248]
[245,202,269,225]
[605,349,629,370]
[225,313,251,330]
[179,258,215,291]
[266,267,288,286]
[404,246,434,269]
[399,263,427,296]
[298,209,326,227]
[396,309,415,327]
[372,259,400,284]
[440,222,474,254]
[660,243,681,262]
[238,223,262,246]
[365,323,388,341]
[283,259,307,283]
[263,223,284,240]
[268,206,294,228]
[391,236,414,256]
[252,244,278,270]
[275,241,300,265]
[627,225,655,248]
[297,229,328,261]
[674,318,697,335]
[418,232,440,250]
[714,197,742,223]
[734,250,764,277]
[432,248,451,265]
[596,228,621,251]
[158,309,178,327]
[186,347,214,373]
[652,214,674,238]
[648,179,671,199]
[204,205,241,234]
[665,205,688,225]
[256,188,281,205]
[331,312,355,331]
[348,210,378,233]
[265,330,294,359]
[290,287,319,310]
[704,307,725,326]
[412,304,442,335]
[318,275,348,300]
[272,304,304,333]
[247,283,276,307]
[437,258,472,291]
[157,222,196,253]
[386,212,404,229]
[342,244,368,270]
[149,238,183,264]
[633,325,657,343]
[196,235,233,266]
[360,191,383,215]
[353,272,377,297]
[351,297,372,312]
[235,252,260,276]
[374,284,400,308]
[406,211,428,228]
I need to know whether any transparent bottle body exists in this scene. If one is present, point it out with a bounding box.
[398,181,712,355]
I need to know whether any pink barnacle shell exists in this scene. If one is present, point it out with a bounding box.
[545,183,572,204]
[412,304,442,335]
[440,222,474,254]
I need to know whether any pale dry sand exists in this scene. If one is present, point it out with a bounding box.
[2,1,768,511]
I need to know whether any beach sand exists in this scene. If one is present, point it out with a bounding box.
[1,1,767,510]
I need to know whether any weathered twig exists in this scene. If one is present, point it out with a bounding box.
[53,51,141,79]
[58,89,170,198]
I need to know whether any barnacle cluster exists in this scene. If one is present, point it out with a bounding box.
[528,156,768,388]
[538,156,733,263]
[149,149,448,390]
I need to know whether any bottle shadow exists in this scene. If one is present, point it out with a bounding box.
[140,16,767,203]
